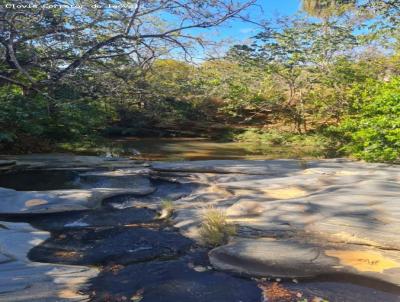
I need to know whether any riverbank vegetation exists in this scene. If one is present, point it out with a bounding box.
[0,0,399,162]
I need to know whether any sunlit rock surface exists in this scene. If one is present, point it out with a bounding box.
[0,157,155,215]
[209,238,400,286]
[0,187,155,214]
[0,222,98,302]
[154,159,400,287]
[152,159,303,175]
[0,155,400,301]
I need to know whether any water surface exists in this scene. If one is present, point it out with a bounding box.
[97,137,322,161]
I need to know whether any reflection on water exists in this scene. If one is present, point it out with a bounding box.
[97,137,323,161]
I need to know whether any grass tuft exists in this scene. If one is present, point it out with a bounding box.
[199,206,236,247]
[159,199,174,219]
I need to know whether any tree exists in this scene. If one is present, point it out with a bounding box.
[302,0,356,19]
[196,59,283,123]
[364,0,400,26]
[361,0,400,41]
[335,77,400,162]
[0,0,255,95]
[0,0,256,148]
[231,16,357,133]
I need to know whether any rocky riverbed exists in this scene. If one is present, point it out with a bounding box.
[0,154,399,301]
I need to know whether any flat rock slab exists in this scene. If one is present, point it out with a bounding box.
[1,156,400,298]
[0,153,147,170]
[29,227,193,265]
[106,178,201,210]
[0,160,16,167]
[0,187,155,215]
[150,159,400,289]
[209,238,400,286]
[0,261,98,302]
[152,160,303,175]
[0,253,12,264]
[0,160,16,173]
[0,222,98,302]
[153,159,400,292]
[88,257,261,302]
[79,168,150,178]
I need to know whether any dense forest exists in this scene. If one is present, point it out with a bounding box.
[0,0,399,162]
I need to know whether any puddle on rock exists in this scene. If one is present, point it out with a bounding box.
[0,170,80,190]
[24,207,157,231]
[325,250,400,273]
[0,169,152,192]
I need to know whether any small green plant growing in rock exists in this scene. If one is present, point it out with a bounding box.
[199,207,236,247]
[159,199,174,219]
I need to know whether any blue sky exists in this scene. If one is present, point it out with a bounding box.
[189,0,302,58]
[217,0,301,40]
[159,0,305,59]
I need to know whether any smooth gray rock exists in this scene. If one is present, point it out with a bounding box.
[0,160,16,172]
[210,238,333,278]
[152,160,303,175]
[0,153,147,170]
[209,238,400,286]
[152,159,400,287]
[0,222,98,302]
[1,156,400,293]
[0,253,12,264]
[171,161,400,250]
[0,160,16,167]
[0,186,155,215]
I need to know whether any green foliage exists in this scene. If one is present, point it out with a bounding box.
[231,16,357,133]
[235,128,291,145]
[56,140,105,155]
[0,0,255,151]
[335,78,400,162]
[0,85,113,152]
[235,128,329,151]
[0,1,399,162]
[47,99,113,139]
[0,86,48,144]
[234,128,332,159]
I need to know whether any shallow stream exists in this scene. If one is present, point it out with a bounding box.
[78,137,324,161]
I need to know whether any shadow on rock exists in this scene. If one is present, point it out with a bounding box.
[87,253,261,302]
[28,225,193,266]
[26,207,158,231]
